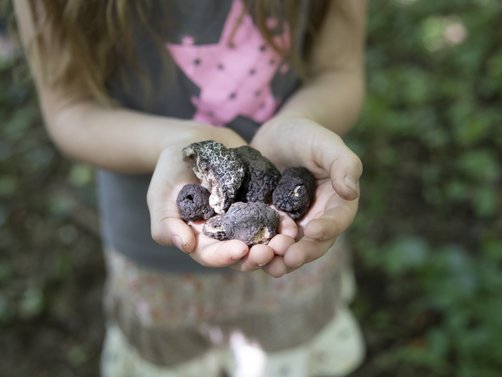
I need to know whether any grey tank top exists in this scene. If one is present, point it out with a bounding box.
[97,0,303,272]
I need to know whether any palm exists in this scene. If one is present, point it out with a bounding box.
[148,146,251,268]
[299,177,359,236]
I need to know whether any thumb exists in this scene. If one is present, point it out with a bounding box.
[151,215,196,253]
[147,153,196,252]
[316,133,363,201]
[148,187,196,252]
[331,151,363,201]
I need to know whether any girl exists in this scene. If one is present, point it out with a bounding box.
[15,0,366,375]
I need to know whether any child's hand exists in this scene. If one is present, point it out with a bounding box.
[147,129,250,268]
[251,117,363,277]
[147,127,297,271]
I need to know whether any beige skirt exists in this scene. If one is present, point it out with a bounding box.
[101,240,364,377]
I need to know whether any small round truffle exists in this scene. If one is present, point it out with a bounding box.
[233,146,281,203]
[183,140,246,214]
[273,167,316,220]
[176,184,215,222]
[203,202,280,246]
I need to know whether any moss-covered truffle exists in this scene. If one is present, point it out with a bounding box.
[176,184,215,222]
[182,140,246,214]
[203,202,280,246]
[273,167,316,220]
[233,146,281,204]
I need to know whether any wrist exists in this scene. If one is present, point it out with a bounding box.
[155,121,246,166]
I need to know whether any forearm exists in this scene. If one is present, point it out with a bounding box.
[274,69,365,136]
[255,0,366,142]
[252,69,365,167]
[43,99,237,173]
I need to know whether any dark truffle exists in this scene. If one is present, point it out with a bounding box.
[233,146,281,203]
[176,184,215,222]
[203,202,280,246]
[272,167,316,220]
[182,140,246,214]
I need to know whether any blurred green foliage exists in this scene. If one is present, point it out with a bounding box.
[0,5,103,374]
[348,0,502,376]
[1,0,501,376]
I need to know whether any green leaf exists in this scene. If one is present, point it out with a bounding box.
[456,150,500,182]
[19,288,45,319]
[68,163,93,187]
[383,236,429,276]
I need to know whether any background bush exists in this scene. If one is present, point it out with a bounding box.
[1,0,501,376]
[348,1,502,376]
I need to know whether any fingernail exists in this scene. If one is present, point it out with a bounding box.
[172,235,185,252]
[344,175,359,195]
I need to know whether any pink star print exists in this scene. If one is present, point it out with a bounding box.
[166,0,290,126]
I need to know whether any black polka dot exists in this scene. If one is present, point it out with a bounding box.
[217,63,224,70]
[249,68,256,75]
[229,92,237,100]
[193,58,201,65]
[259,44,267,52]
[255,90,262,97]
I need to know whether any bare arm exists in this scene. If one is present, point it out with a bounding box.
[251,0,367,277]
[14,0,245,174]
[279,1,366,133]
[253,0,366,158]
[15,0,251,268]
[267,0,365,133]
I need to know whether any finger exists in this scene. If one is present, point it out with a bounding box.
[192,238,249,268]
[148,182,197,252]
[147,150,196,251]
[304,199,358,241]
[267,234,296,256]
[283,237,335,270]
[238,244,275,272]
[152,216,196,252]
[262,256,288,278]
[275,209,298,239]
[314,134,363,201]
[330,151,363,201]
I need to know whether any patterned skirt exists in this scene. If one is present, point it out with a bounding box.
[101,240,364,377]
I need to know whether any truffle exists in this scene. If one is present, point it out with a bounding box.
[272,167,316,220]
[203,202,280,246]
[183,140,246,214]
[202,214,227,240]
[233,146,281,203]
[176,184,215,222]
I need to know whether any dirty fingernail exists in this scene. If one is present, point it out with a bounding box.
[344,175,359,195]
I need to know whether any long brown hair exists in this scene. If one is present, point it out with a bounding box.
[27,0,328,103]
